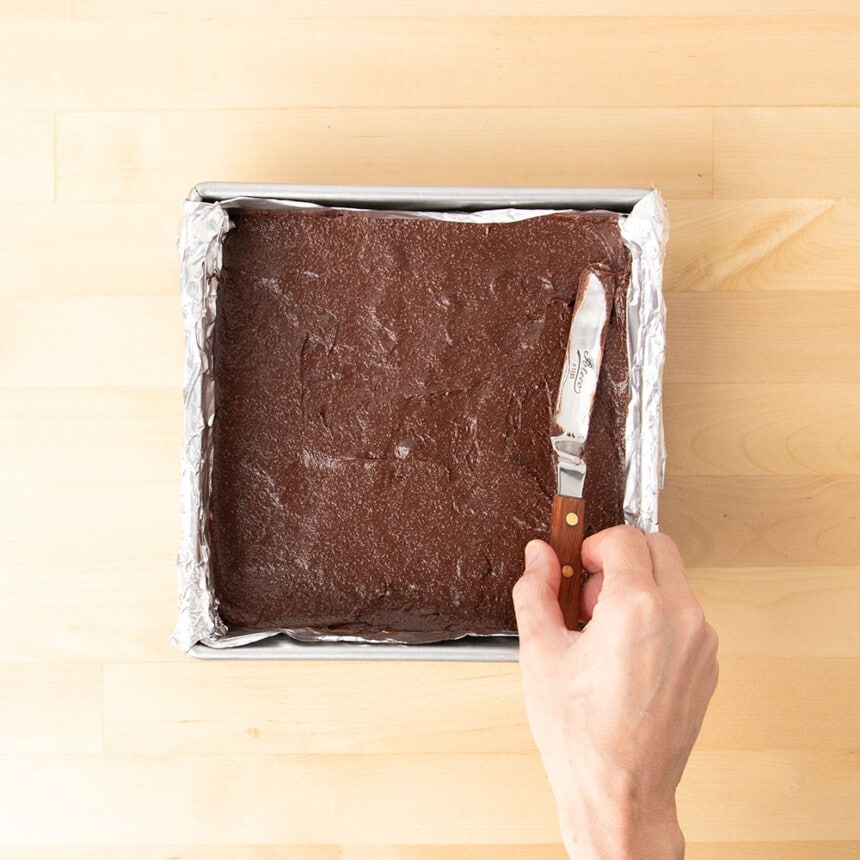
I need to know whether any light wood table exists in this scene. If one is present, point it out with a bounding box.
[1,2,858,858]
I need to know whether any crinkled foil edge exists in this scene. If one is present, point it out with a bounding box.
[173,194,667,650]
[619,190,669,533]
[170,201,231,651]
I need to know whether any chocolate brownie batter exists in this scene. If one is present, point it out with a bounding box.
[210,207,631,638]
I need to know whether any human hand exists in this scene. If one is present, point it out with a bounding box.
[512,526,718,860]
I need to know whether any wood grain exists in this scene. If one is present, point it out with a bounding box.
[68,1,860,18]
[0,112,54,201]
[1,848,341,859]
[696,656,860,751]
[0,204,181,297]
[661,475,860,567]
[664,199,860,293]
[5,19,860,111]
[714,108,860,198]
[0,664,103,753]
[0,753,558,844]
[0,750,855,844]
[99,654,857,756]
[0,388,182,485]
[0,502,181,664]
[679,750,858,843]
[0,391,182,663]
[686,843,860,860]
[0,1,70,20]
[102,662,532,755]
[663,293,860,384]
[662,383,860,476]
[689,567,860,659]
[0,297,183,387]
[55,107,712,203]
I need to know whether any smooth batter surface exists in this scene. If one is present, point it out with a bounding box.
[211,208,631,638]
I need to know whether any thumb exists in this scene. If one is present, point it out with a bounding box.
[512,540,567,651]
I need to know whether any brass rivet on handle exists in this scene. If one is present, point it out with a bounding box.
[561,564,575,578]
[565,512,579,527]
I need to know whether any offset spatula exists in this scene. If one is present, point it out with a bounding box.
[550,269,611,630]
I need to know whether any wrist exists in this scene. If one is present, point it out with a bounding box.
[558,784,684,859]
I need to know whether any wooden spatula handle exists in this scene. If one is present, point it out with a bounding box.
[550,494,586,630]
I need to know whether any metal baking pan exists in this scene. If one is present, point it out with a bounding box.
[184,183,652,663]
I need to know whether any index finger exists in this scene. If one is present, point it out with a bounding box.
[512,540,570,657]
[581,525,656,594]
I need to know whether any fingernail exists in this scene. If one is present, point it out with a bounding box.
[524,540,542,565]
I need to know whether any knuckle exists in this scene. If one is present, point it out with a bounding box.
[646,531,681,558]
[645,530,670,548]
[681,601,707,632]
[595,525,648,557]
[624,588,661,625]
[614,524,649,549]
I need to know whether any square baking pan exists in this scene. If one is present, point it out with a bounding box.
[181,183,653,662]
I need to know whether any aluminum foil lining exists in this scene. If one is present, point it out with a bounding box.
[620,191,669,533]
[173,202,230,651]
[171,191,668,651]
